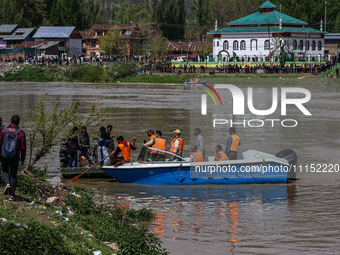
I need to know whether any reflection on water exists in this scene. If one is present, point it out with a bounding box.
[1,80,340,254]
[75,180,339,255]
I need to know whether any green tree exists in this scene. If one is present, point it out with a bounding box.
[152,0,186,40]
[99,29,125,56]
[273,0,340,32]
[0,0,46,27]
[24,95,102,171]
[196,0,210,39]
[146,31,167,60]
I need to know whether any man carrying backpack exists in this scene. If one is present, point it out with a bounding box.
[0,115,26,201]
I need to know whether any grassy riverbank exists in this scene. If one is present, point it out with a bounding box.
[0,63,137,83]
[0,168,167,255]
[1,63,336,84]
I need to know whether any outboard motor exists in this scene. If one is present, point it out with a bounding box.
[275,149,297,181]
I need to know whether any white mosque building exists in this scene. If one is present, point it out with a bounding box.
[208,1,325,63]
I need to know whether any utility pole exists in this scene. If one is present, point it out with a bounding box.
[321,1,331,32]
[266,20,271,64]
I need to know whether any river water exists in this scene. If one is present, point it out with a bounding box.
[0,79,340,254]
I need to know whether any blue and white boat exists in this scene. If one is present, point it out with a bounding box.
[182,80,207,89]
[101,147,297,185]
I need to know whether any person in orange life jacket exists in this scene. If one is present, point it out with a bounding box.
[214,144,229,161]
[170,129,184,157]
[0,115,26,201]
[149,130,167,159]
[111,136,137,163]
[190,145,204,162]
[152,130,167,151]
[144,129,156,147]
[225,127,240,160]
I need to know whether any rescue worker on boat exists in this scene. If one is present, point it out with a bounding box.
[153,130,167,152]
[214,144,229,161]
[111,136,137,164]
[225,127,240,160]
[144,129,156,147]
[169,129,184,159]
[190,145,204,162]
[148,130,167,160]
[154,131,166,150]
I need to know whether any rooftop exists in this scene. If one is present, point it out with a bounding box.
[3,28,35,41]
[0,25,18,40]
[33,26,76,38]
[208,26,325,34]
[227,10,308,26]
[84,24,143,40]
[0,24,18,34]
[259,1,277,9]
[324,33,340,40]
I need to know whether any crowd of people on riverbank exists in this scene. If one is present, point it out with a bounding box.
[138,61,336,76]
[1,53,337,77]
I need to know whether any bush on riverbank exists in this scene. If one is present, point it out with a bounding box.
[0,62,138,83]
[116,74,190,83]
[0,175,167,254]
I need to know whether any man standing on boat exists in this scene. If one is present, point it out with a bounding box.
[106,125,115,154]
[194,128,205,158]
[190,145,204,162]
[68,127,81,167]
[98,126,111,165]
[214,145,229,161]
[225,127,240,160]
[78,126,93,166]
[170,129,184,157]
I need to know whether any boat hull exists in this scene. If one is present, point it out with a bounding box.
[102,161,289,185]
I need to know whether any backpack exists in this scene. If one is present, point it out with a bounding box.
[1,127,21,158]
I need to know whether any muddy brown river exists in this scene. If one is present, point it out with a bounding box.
[0,78,340,254]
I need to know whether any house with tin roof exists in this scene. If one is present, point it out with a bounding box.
[3,28,35,49]
[208,1,326,62]
[0,24,19,49]
[33,26,82,57]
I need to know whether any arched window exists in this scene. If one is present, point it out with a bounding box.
[240,40,246,50]
[223,40,228,50]
[299,40,303,50]
[305,41,310,50]
[293,40,297,50]
[264,39,270,50]
[318,41,322,51]
[217,41,219,47]
[312,40,316,50]
[233,40,239,50]
[250,39,257,51]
